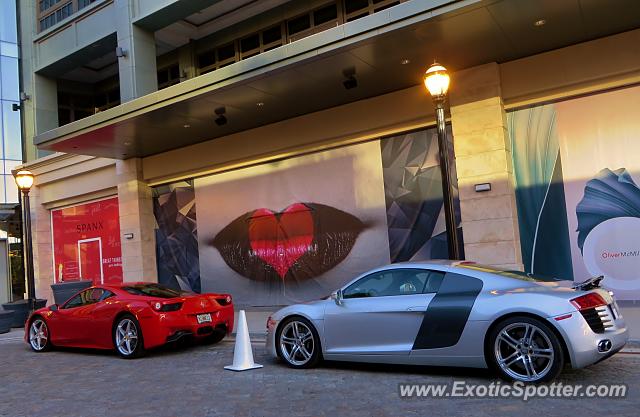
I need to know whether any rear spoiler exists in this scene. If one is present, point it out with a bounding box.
[572,275,604,291]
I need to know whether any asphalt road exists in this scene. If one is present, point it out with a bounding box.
[0,332,637,417]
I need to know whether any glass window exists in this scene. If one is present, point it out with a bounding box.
[0,42,19,58]
[2,101,22,160]
[287,14,311,35]
[122,283,187,298]
[345,0,369,14]
[1,57,19,101]
[78,0,96,10]
[314,4,338,25]
[262,26,282,45]
[0,175,5,202]
[63,288,110,308]
[216,43,236,62]
[0,0,18,43]
[3,159,21,175]
[87,288,107,303]
[343,269,435,298]
[240,34,259,53]
[3,174,17,203]
[63,291,86,309]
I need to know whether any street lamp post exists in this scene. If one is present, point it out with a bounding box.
[424,63,461,260]
[14,170,36,310]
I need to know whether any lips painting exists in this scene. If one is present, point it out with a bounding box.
[212,203,365,283]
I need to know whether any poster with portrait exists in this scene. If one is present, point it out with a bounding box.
[153,127,458,307]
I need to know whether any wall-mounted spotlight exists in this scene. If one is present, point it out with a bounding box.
[342,67,358,90]
[215,107,227,126]
[116,46,127,58]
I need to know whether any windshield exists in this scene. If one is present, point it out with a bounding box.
[121,284,188,298]
[458,264,562,282]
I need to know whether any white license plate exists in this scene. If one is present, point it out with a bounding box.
[197,313,212,324]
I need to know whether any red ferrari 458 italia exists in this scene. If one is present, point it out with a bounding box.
[25,283,234,358]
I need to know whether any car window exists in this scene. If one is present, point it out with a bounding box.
[423,271,445,293]
[63,288,111,309]
[63,292,85,309]
[121,283,186,298]
[87,288,105,303]
[343,269,434,298]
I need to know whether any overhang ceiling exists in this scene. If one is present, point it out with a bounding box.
[35,0,640,159]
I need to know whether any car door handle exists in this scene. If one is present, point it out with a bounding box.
[406,306,424,312]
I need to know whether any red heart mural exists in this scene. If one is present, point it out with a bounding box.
[248,203,314,279]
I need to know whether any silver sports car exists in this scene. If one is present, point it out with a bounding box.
[266,260,628,382]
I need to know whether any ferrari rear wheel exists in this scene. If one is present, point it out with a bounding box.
[276,316,321,369]
[29,317,51,352]
[489,316,564,383]
[114,315,145,359]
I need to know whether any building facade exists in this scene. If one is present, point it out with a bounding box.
[15,0,640,337]
[0,0,24,303]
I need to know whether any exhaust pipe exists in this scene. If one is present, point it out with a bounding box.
[597,339,612,352]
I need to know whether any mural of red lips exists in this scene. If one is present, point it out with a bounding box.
[249,203,314,279]
[212,203,365,283]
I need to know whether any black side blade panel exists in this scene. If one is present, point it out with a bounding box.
[412,272,483,350]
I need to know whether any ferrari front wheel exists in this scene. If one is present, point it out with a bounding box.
[29,317,51,352]
[489,316,564,383]
[113,315,145,359]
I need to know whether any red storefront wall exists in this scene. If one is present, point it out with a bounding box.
[51,197,123,285]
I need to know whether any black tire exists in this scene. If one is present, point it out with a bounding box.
[28,316,52,352]
[275,316,322,369]
[487,316,564,383]
[113,314,146,359]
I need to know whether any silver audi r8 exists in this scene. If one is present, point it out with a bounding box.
[266,260,628,382]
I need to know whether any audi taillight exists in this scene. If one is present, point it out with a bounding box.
[570,293,607,311]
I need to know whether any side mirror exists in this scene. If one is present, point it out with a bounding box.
[49,304,59,312]
[330,289,344,306]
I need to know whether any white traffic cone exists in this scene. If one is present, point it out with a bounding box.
[224,310,263,372]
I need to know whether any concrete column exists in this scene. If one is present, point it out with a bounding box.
[450,63,523,270]
[116,158,157,282]
[28,186,54,303]
[115,0,157,102]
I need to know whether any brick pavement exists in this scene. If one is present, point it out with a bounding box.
[0,333,637,417]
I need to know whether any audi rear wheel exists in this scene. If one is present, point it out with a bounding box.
[489,316,564,383]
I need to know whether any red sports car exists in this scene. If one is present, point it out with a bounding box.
[25,283,234,358]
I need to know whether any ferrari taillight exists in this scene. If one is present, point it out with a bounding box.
[570,293,607,311]
[216,295,232,306]
[150,301,183,312]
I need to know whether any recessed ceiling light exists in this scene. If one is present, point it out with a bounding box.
[401,59,410,65]
[256,102,264,107]
[124,141,131,146]
[183,124,191,128]
[534,19,546,27]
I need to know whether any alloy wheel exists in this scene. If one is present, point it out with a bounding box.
[29,319,49,351]
[115,318,139,356]
[279,320,315,366]
[494,322,555,382]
